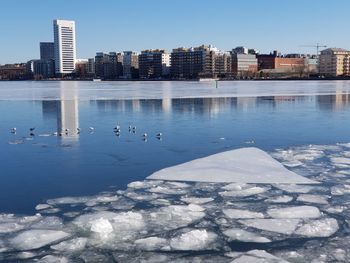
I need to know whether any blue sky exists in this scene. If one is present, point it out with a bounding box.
[0,0,349,64]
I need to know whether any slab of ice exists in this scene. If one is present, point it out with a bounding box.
[147,148,318,184]
[295,218,339,237]
[223,229,271,243]
[35,204,52,210]
[297,194,328,205]
[0,222,25,233]
[265,195,293,204]
[267,206,321,219]
[37,255,69,263]
[149,205,205,230]
[273,184,315,193]
[223,209,264,219]
[169,229,217,251]
[134,237,168,251]
[231,250,290,263]
[220,186,268,197]
[180,197,214,204]
[10,229,70,250]
[50,237,87,251]
[239,219,300,234]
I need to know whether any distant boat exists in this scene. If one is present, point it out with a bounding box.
[93,78,102,82]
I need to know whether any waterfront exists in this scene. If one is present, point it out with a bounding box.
[1,81,350,262]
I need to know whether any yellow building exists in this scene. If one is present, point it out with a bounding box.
[319,48,350,77]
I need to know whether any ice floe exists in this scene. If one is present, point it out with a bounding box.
[267,206,321,219]
[10,229,70,250]
[169,229,217,251]
[2,144,350,262]
[147,148,318,184]
[223,209,264,219]
[295,218,339,237]
[296,194,329,205]
[239,219,300,234]
[223,229,271,243]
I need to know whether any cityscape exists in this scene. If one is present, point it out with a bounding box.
[1,19,350,81]
[2,1,350,262]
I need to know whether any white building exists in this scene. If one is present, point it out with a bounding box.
[53,19,76,75]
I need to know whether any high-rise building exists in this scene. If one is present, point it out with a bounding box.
[138,49,170,79]
[123,51,139,79]
[53,19,76,75]
[319,48,350,77]
[40,42,55,60]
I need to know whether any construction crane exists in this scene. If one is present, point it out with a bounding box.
[300,43,327,56]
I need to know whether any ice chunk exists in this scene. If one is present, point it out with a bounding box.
[37,255,69,263]
[147,186,187,195]
[220,186,268,197]
[239,219,300,234]
[10,229,70,250]
[274,184,315,193]
[223,209,264,219]
[147,148,318,184]
[90,218,114,237]
[267,206,321,219]
[331,157,350,165]
[74,211,144,234]
[231,250,290,263]
[180,197,214,204]
[265,195,293,203]
[47,196,91,205]
[51,237,87,251]
[223,228,271,243]
[297,194,328,205]
[35,204,52,210]
[0,222,25,233]
[134,237,168,251]
[169,229,217,250]
[149,205,205,230]
[15,252,37,259]
[127,180,163,189]
[295,218,339,237]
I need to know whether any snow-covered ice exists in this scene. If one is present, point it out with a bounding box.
[2,144,350,262]
[295,218,339,237]
[267,206,321,219]
[10,229,70,250]
[169,229,217,251]
[147,148,318,184]
[223,229,271,243]
[223,209,264,219]
[239,219,300,234]
[296,194,329,205]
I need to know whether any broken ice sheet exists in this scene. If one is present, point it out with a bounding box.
[147,148,318,184]
[223,228,271,243]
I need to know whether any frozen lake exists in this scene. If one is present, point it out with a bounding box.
[1,81,350,262]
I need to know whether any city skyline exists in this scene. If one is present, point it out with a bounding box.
[0,0,349,64]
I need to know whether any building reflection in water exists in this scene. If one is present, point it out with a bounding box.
[58,82,79,141]
[42,82,80,142]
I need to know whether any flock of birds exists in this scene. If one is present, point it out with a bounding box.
[9,125,163,141]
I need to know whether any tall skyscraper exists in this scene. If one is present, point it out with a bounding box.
[40,42,55,60]
[53,19,76,75]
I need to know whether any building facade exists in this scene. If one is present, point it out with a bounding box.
[319,48,350,77]
[40,42,55,60]
[123,51,139,79]
[231,47,258,77]
[171,45,226,79]
[138,49,170,79]
[94,52,123,79]
[27,59,55,79]
[53,19,76,75]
